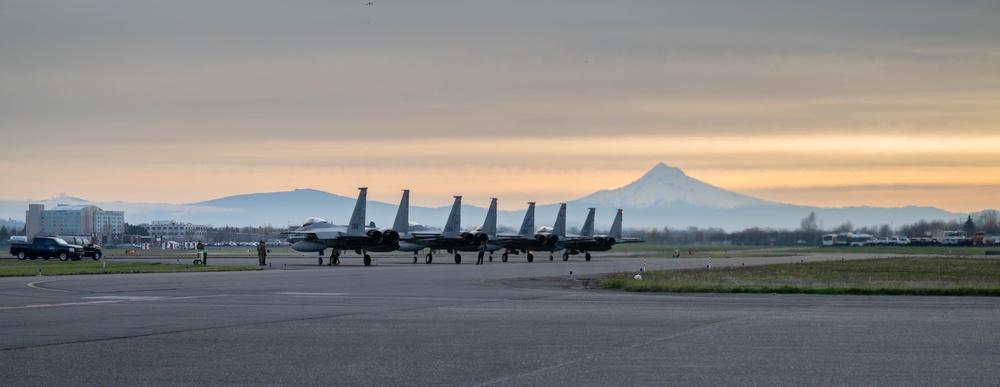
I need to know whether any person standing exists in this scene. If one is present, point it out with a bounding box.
[476,241,486,265]
[196,240,206,264]
[257,240,267,266]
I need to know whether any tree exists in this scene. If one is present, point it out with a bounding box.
[0,225,8,243]
[963,215,976,235]
[833,221,854,233]
[978,210,999,235]
[799,211,819,232]
[124,223,149,236]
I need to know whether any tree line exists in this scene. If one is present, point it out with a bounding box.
[621,210,1000,246]
[6,210,999,247]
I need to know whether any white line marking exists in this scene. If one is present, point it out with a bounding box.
[84,296,163,300]
[0,294,228,311]
[276,292,350,296]
[26,280,74,293]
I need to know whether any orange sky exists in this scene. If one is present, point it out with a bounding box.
[2,1,998,213]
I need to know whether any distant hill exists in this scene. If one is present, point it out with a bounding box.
[0,164,974,231]
[561,162,965,230]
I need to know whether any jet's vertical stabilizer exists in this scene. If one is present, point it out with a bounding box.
[443,196,462,237]
[552,203,567,237]
[347,187,368,236]
[392,190,410,234]
[580,208,596,237]
[481,198,498,238]
[609,209,624,239]
[517,202,536,237]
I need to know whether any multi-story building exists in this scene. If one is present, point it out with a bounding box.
[144,220,208,243]
[25,204,125,244]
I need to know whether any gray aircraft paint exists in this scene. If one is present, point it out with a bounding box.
[443,196,462,237]
[517,202,535,237]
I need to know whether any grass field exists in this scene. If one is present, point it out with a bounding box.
[0,260,260,277]
[622,244,999,258]
[599,256,1000,296]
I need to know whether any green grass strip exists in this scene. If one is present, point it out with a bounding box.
[599,256,1000,296]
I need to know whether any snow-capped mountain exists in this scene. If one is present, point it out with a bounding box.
[575,162,772,209]
[0,164,971,231]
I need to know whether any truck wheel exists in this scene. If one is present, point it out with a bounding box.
[17,252,26,260]
[59,253,69,261]
[92,251,102,260]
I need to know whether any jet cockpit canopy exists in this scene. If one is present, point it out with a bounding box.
[301,217,328,228]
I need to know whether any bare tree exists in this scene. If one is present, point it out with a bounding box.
[978,210,999,235]
[799,211,819,232]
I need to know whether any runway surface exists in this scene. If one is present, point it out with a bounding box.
[2,254,998,385]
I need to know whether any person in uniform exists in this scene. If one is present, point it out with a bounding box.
[256,240,267,266]
[476,241,486,265]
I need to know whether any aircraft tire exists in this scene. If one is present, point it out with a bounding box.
[549,254,554,261]
[562,252,569,261]
[501,253,508,262]
[413,256,417,264]
[425,254,433,264]
[489,255,493,262]
[318,257,323,265]
[585,253,592,262]
[364,255,372,266]
[454,254,461,264]
[527,253,534,263]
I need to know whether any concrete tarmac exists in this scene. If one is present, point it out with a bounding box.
[1,254,998,385]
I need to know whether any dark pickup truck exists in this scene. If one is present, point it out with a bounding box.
[9,237,85,261]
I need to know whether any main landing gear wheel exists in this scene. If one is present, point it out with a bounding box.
[549,254,554,261]
[413,255,418,264]
[488,255,493,262]
[562,252,569,261]
[501,253,508,262]
[454,254,461,264]
[527,253,534,263]
[318,256,323,265]
[425,253,433,264]
[363,254,372,266]
[585,253,592,261]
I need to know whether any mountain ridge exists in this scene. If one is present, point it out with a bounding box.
[0,163,975,231]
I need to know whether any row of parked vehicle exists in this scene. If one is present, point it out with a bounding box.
[822,232,998,247]
[7,236,103,261]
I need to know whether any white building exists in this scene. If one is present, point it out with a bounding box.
[25,204,125,244]
[144,220,208,243]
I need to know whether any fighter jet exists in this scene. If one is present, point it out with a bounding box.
[492,202,561,262]
[393,194,497,264]
[557,208,644,261]
[283,187,400,266]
